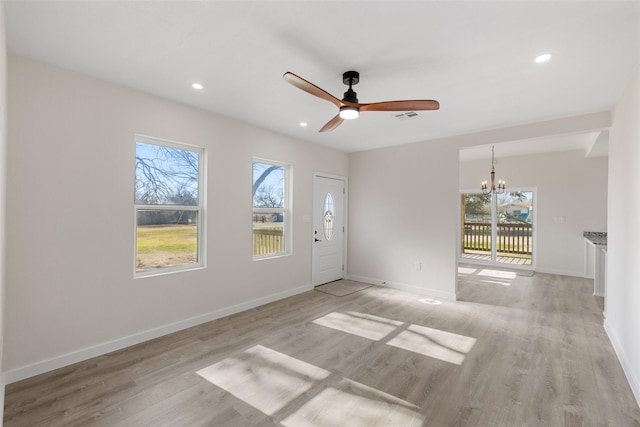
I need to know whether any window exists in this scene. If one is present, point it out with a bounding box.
[252,160,289,258]
[135,136,204,275]
[323,192,335,241]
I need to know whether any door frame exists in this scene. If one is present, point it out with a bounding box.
[312,172,348,285]
[458,186,537,271]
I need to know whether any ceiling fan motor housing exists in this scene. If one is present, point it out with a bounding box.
[343,88,359,103]
[342,71,359,86]
[342,71,360,103]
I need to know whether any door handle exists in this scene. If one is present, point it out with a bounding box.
[315,238,321,242]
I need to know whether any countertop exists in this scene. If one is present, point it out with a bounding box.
[584,231,607,245]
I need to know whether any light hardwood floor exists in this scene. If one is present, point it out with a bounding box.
[4,269,640,426]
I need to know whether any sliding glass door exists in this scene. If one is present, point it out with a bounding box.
[461,193,493,257]
[461,190,534,266]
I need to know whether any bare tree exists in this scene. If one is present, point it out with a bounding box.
[135,144,199,205]
[252,165,281,198]
[254,184,283,208]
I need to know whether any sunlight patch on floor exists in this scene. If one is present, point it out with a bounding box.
[457,266,478,275]
[478,269,517,279]
[197,345,423,425]
[387,324,476,365]
[281,378,423,427]
[196,345,330,416]
[420,298,443,305]
[479,279,512,287]
[312,311,402,341]
[313,312,476,365]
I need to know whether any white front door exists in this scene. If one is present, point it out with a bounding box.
[312,175,345,285]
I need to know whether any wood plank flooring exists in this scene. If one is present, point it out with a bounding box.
[4,269,640,426]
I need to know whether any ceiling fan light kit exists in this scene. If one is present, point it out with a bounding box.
[338,71,360,119]
[339,106,359,120]
[283,70,440,132]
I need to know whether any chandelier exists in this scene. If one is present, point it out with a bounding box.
[481,146,506,195]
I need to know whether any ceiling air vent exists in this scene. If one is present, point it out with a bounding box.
[394,111,421,120]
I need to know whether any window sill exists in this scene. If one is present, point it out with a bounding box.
[252,253,291,262]
[134,264,205,279]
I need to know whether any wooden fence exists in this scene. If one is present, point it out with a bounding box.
[463,221,532,255]
[253,228,284,256]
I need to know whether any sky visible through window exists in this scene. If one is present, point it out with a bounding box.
[135,142,199,205]
[253,162,284,208]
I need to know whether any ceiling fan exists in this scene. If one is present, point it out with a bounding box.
[283,71,440,132]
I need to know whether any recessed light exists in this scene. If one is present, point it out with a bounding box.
[299,122,308,127]
[535,53,552,63]
[191,82,204,90]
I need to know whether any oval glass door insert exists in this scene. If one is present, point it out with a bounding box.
[323,192,334,241]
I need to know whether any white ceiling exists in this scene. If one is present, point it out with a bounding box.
[5,1,640,153]
[458,131,607,161]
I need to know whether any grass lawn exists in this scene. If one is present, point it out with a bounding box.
[136,224,197,271]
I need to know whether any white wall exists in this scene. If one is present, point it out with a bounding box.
[460,150,608,276]
[4,57,348,381]
[606,66,640,407]
[348,140,459,301]
[0,0,7,422]
[347,113,609,302]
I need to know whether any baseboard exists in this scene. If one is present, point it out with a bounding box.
[4,284,313,385]
[0,372,4,423]
[604,318,640,408]
[0,335,4,423]
[347,274,457,301]
[534,267,583,278]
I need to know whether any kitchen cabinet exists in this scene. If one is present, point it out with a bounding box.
[583,232,607,299]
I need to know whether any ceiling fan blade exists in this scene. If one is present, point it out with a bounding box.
[319,114,344,132]
[283,72,343,108]
[360,100,440,112]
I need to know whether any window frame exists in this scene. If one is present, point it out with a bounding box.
[252,158,291,260]
[134,135,206,278]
